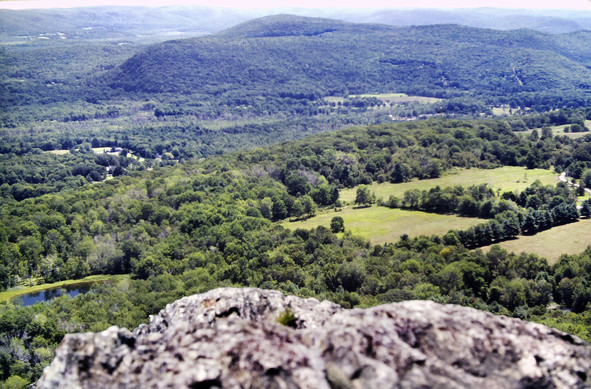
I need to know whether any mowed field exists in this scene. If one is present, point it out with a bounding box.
[480,218,591,264]
[516,120,591,140]
[340,167,557,204]
[46,149,70,155]
[324,93,442,105]
[281,206,482,245]
[284,166,588,261]
[351,93,442,104]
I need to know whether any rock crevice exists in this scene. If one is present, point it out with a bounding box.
[37,287,590,388]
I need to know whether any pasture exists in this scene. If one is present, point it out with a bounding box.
[480,218,591,264]
[351,93,442,104]
[340,167,557,204]
[46,149,70,155]
[282,206,482,245]
[516,121,591,140]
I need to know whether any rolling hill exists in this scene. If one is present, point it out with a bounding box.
[107,15,591,106]
[346,8,591,34]
[0,6,259,41]
[2,6,591,42]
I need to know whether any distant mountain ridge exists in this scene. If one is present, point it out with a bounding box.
[106,15,591,106]
[215,14,378,38]
[0,6,260,41]
[345,8,591,34]
[1,6,591,41]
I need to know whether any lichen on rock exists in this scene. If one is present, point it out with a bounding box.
[37,287,591,388]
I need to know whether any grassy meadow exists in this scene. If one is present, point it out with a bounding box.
[282,206,482,245]
[351,93,442,104]
[518,126,588,139]
[340,166,557,204]
[516,120,591,140]
[480,219,591,265]
[492,106,513,115]
[46,149,70,155]
[324,93,442,105]
[289,165,589,263]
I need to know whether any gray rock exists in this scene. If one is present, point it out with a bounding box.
[37,287,591,389]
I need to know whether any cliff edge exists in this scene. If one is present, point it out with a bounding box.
[37,287,590,388]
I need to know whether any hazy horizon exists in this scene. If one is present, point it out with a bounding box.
[1,0,591,10]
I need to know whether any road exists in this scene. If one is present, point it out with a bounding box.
[558,172,591,208]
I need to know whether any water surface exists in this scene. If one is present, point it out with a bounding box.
[12,284,93,306]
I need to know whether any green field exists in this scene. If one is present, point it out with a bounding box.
[46,149,70,155]
[351,93,442,103]
[325,93,441,105]
[47,147,115,155]
[492,106,513,116]
[352,93,407,98]
[340,167,557,204]
[92,147,112,154]
[289,165,575,256]
[0,274,129,304]
[491,106,535,116]
[518,125,589,139]
[480,219,591,265]
[517,121,591,140]
[282,206,482,245]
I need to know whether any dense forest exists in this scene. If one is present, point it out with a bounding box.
[110,16,591,100]
[2,117,591,386]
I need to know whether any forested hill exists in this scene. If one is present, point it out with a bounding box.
[3,7,590,40]
[215,14,376,37]
[0,6,256,40]
[107,15,591,106]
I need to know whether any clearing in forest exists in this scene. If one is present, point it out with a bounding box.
[518,125,590,140]
[324,93,442,105]
[281,206,482,245]
[350,93,442,104]
[339,167,557,204]
[480,218,591,265]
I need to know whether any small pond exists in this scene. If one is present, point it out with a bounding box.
[12,284,94,306]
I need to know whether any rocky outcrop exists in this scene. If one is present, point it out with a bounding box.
[37,287,590,388]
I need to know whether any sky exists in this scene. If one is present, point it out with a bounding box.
[1,0,590,10]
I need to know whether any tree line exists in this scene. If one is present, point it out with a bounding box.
[1,117,591,386]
